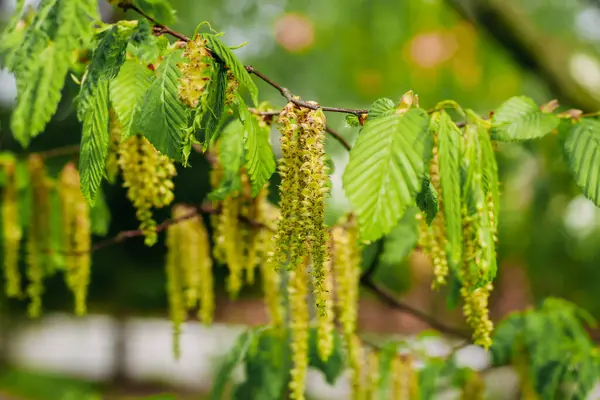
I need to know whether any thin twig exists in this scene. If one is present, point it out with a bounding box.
[36,144,81,159]
[125,4,190,42]
[325,126,352,152]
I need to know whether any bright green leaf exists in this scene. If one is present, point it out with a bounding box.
[135,50,188,161]
[435,110,462,268]
[203,34,258,106]
[343,108,432,241]
[79,80,111,206]
[564,118,600,207]
[110,60,155,139]
[239,98,275,196]
[368,98,395,120]
[491,96,559,141]
[346,114,361,127]
[209,120,245,200]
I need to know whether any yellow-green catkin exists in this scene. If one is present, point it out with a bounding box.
[106,109,121,184]
[1,157,22,298]
[224,69,238,108]
[59,163,91,316]
[392,355,419,400]
[26,155,51,317]
[165,214,185,359]
[209,165,227,263]
[194,212,214,326]
[460,208,494,349]
[245,184,268,285]
[297,106,330,316]
[461,370,485,400]
[118,135,176,246]
[365,350,380,400]
[332,216,363,399]
[315,241,335,361]
[259,203,283,327]
[179,34,213,109]
[221,194,244,297]
[289,256,310,400]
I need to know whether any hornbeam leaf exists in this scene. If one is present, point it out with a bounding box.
[135,50,188,161]
[239,97,276,196]
[79,81,110,206]
[368,98,395,120]
[436,110,463,268]
[203,34,259,106]
[343,108,432,241]
[491,96,559,141]
[110,60,154,139]
[564,118,600,207]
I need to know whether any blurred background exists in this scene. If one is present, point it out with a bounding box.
[2,0,600,398]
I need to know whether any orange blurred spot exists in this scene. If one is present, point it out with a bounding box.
[407,31,457,69]
[354,69,382,96]
[274,13,315,53]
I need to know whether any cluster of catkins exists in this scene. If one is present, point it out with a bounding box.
[106,113,177,246]
[419,115,498,349]
[0,156,91,317]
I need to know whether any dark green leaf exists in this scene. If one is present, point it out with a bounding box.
[203,34,258,106]
[211,328,263,400]
[307,327,345,385]
[135,49,188,161]
[343,108,432,241]
[416,178,438,225]
[90,189,111,236]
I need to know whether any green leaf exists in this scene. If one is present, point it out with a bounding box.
[132,0,176,25]
[377,342,400,398]
[239,98,276,196]
[346,114,361,127]
[232,328,291,400]
[58,0,99,48]
[136,50,188,161]
[416,178,438,225]
[0,0,27,63]
[193,61,228,153]
[90,189,111,236]
[211,328,263,400]
[564,118,600,207]
[307,327,345,385]
[435,110,462,268]
[491,96,559,141]
[380,207,419,266]
[110,60,155,139]
[209,120,245,200]
[203,34,258,106]
[368,98,395,120]
[11,42,69,146]
[78,22,138,119]
[79,80,111,206]
[343,108,432,241]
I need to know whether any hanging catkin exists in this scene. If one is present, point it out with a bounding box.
[179,34,214,109]
[289,255,310,400]
[26,154,51,317]
[1,156,22,298]
[59,163,91,316]
[118,135,176,246]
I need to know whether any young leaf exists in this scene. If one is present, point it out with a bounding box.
[135,50,188,161]
[346,114,361,127]
[368,98,395,120]
[239,98,276,196]
[416,178,438,225]
[209,120,245,200]
[564,118,600,207]
[211,328,263,400]
[110,60,155,139]
[203,34,259,106]
[343,108,432,241]
[491,96,559,141]
[198,61,228,146]
[79,80,110,205]
[435,110,462,268]
[78,22,139,119]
